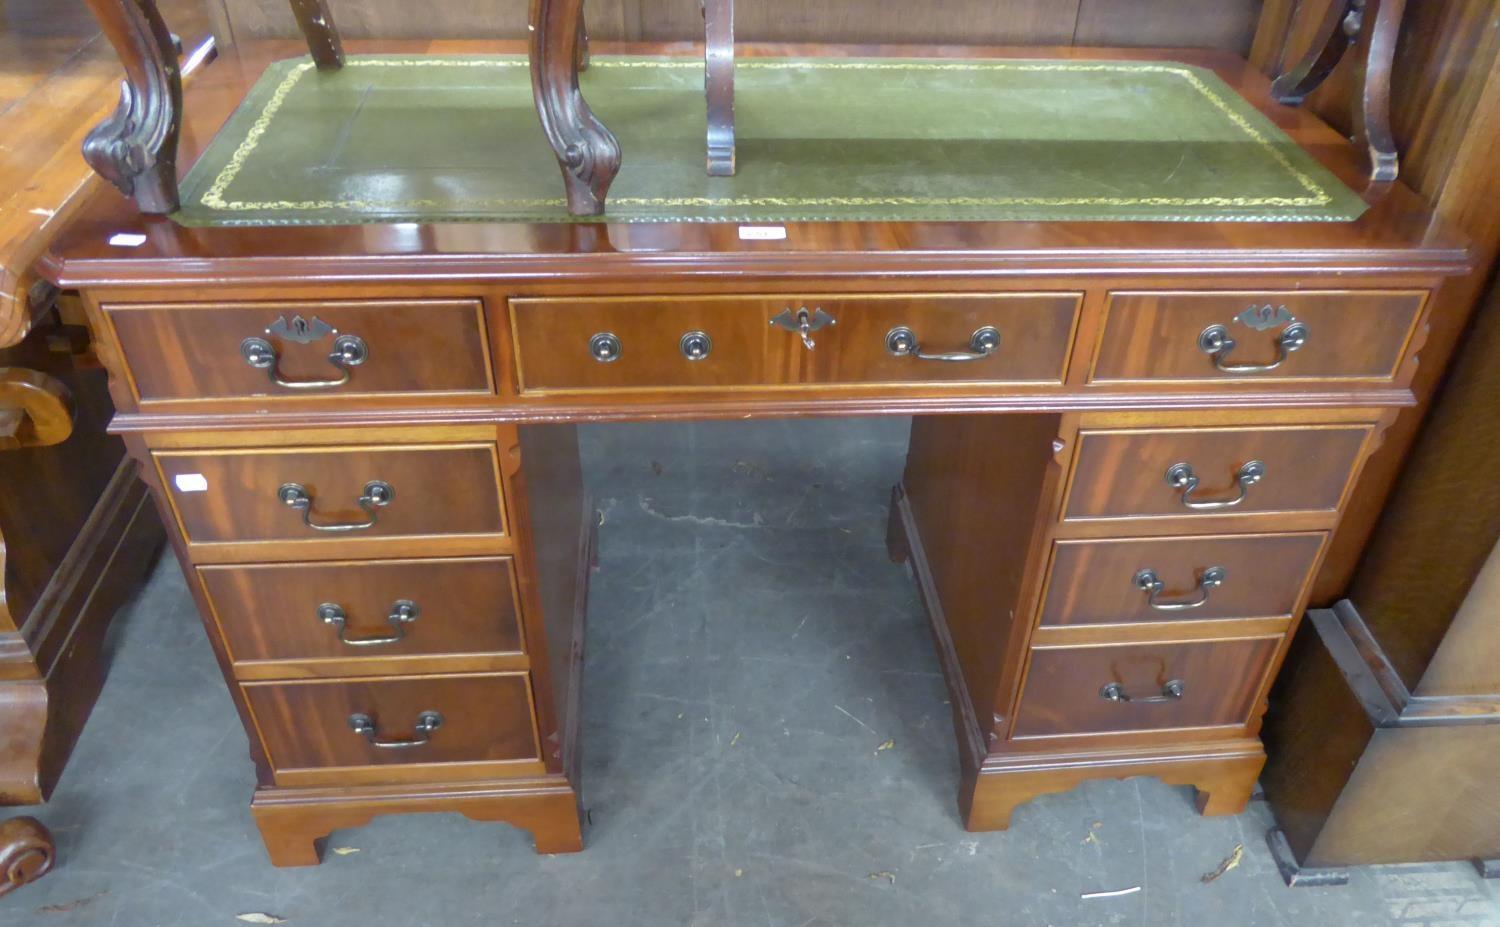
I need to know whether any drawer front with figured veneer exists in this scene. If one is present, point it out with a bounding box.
[1062,425,1371,523]
[1013,637,1280,738]
[156,444,507,552]
[107,299,494,403]
[510,292,1080,391]
[200,557,525,673]
[1039,533,1325,628]
[243,673,541,782]
[1090,290,1426,384]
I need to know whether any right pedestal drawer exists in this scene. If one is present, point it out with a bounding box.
[1013,636,1282,738]
[1061,424,1373,524]
[1089,290,1425,384]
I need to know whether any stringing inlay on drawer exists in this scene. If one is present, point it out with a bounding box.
[1061,424,1371,522]
[242,672,540,775]
[510,293,1081,391]
[1039,532,1326,627]
[1089,290,1426,384]
[1013,636,1280,738]
[106,299,494,402]
[200,557,525,668]
[156,443,506,548]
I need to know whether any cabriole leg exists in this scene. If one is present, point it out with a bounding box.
[82,0,183,214]
[1270,0,1404,183]
[288,0,345,70]
[529,0,621,215]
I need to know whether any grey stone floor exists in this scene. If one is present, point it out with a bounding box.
[8,419,1500,926]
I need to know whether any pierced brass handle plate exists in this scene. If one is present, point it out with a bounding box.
[1100,679,1185,704]
[278,480,393,532]
[318,599,420,646]
[1165,460,1265,511]
[885,326,1001,362]
[1198,320,1308,374]
[240,333,367,390]
[348,710,443,749]
[1133,566,1226,611]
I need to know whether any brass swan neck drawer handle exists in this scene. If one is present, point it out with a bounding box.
[348,710,443,749]
[885,326,1001,362]
[278,480,393,532]
[1165,460,1265,510]
[770,307,836,350]
[1100,680,1185,704]
[1133,566,1226,611]
[240,334,367,389]
[317,600,420,646]
[1197,321,1308,374]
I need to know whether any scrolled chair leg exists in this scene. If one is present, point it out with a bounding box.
[0,816,57,898]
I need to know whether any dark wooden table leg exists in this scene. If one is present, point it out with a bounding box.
[288,0,345,71]
[704,0,736,176]
[81,0,182,215]
[576,11,590,72]
[0,817,55,898]
[529,0,621,216]
[1270,0,1403,183]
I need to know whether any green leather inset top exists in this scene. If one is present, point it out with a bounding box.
[175,55,1368,226]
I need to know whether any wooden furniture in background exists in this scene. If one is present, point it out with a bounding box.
[38,32,1473,863]
[0,0,209,895]
[1261,275,1500,884]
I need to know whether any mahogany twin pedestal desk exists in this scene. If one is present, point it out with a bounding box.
[41,47,1469,867]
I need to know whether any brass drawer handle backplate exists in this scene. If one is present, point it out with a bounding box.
[1197,318,1308,375]
[240,333,367,390]
[1133,566,1226,611]
[347,710,443,749]
[1099,679,1185,704]
[317,599,420,646]
[1165,460,1265,511]
[885,326,1001,362]
[278,480,394,532]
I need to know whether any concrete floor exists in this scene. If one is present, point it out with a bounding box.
[9,419,1500,926]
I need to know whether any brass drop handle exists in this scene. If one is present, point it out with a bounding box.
[278,480,393,532]
[1198,321,1308,374]
[769,307,836,350]
[240,334,367,389]
[348,710,443,749]
[1100,679,1185,704]
[318,600,420,646]
[885,326,1001,362]
[1133,566,1226,611]
[1165,460,1265,510]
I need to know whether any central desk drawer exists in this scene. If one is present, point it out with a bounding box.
[156,444,506,549]
[107,299,494,403]
[1039,533,1325,627]
[1013,637,1280,738]
[510,293,1080,391]
[200,557,525,669]
[1062,424,1371,523]
[242,673,541,778]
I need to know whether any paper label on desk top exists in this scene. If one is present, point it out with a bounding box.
[174,473,209,493]
[108,232,147,247]
[738,225,787,241]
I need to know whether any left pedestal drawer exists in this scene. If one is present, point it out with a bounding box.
[200,557,526,674]
[242,672,544,787]
[154,443,508,559]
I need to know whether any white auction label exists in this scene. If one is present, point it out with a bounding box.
[174,473,209,493]
[738,225,787,241]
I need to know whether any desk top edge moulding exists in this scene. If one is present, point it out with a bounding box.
[41,0,1485,872]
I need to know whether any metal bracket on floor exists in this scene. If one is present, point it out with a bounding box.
[1267,828,1350,888]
